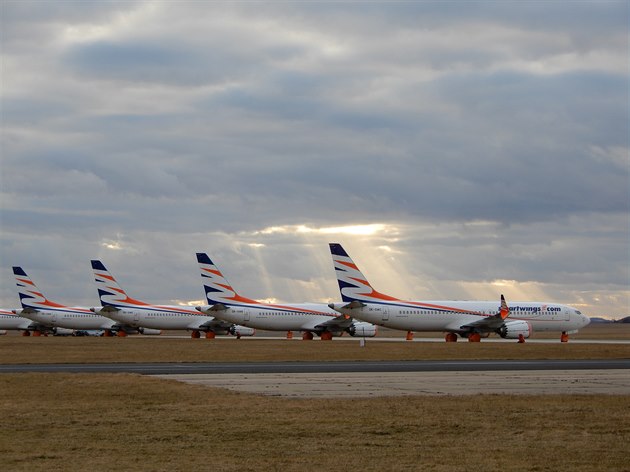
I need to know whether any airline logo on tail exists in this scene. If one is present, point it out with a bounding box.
[329,243,400,304]
[13,267,50,308]
[13,267,88,313]
[196,253,258,306]
[91,260,148,308]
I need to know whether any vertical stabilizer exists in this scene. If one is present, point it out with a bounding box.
[329,243,399,304]
[196,253,256,306]
[91,260,146,307]
[13,267,67,310]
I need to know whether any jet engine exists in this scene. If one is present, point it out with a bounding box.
[229,325,256,337]
[347,322,377,337]
[497,320,532,339]
[138,328,162,336]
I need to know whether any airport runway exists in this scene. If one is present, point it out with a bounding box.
[1,358,629,374]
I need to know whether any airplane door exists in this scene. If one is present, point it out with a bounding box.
[51,312,57,323]
[561,308,570,321]
[382,308,389,321]
[134,311,140,323]
[244,310,250,322]
[550,307,570,322]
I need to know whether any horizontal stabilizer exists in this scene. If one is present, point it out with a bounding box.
[207,303,228,312]
[96,305,120,313]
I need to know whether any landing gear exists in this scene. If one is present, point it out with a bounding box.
[467,332,481,343]
[302,331,314,341]
[103,330,113,337]
[445,332,458,342]
[560,331,569,343]
[117,330,128,337]
[205,331,216,339]
[406,331,414,341]
[517,334,526,343]
[32,330,42,337]
[191,330,201,339]
[286,331,293,339]
[320,331,333,341]
[21,330,31,337]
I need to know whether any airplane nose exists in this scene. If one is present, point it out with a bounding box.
[582,314,591,328]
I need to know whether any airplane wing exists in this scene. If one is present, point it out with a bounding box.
[197,317,234,331]
[312,313,355,332]
[456,295,510,333]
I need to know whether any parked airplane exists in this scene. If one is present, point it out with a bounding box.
[90,260,254,338]
[328,243,590,342]
[194,252,376,340]
[11,267,147,336]
[0,308,50,336]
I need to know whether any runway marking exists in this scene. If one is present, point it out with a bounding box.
[155,369,630,397]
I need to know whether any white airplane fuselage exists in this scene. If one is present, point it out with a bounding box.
[0,310,33,330]
[95,305,231,332]
[334,300,590,334]
[15,307,118,331]
[201,302,345,332]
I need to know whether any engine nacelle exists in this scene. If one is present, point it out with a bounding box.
[229,325,256,337]
[347,322,377,338]
[138,328,162,336]
[498,320,532,339]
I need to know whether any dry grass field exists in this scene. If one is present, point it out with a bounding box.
[0,323,628,365]
[0,336,629,365]
[1,324,628,471]
[1,373,629,472]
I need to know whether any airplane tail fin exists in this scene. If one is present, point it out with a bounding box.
[91,260,146,308]
[196,253,255,306]
[329,243,398,304]
[13,267,67,310]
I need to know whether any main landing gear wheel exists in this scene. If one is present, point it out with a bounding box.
[302,331,314,341]
[205,331,216,339]
[191,330,201,339]
[320,331,333,341]
[467,333,481,342]
[406,331,414,341]
[117,330,128,337]
[560,331,569,343]
[445,332,458,342]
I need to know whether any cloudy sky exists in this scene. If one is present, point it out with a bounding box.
[1,1,628,319]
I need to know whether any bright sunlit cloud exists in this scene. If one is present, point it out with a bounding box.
[255,223,392,236]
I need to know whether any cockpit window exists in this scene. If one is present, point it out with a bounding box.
[576,311,582,314]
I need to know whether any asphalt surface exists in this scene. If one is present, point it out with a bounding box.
[1,358,629,375]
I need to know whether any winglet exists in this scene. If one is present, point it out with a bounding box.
[499,294,510,319]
